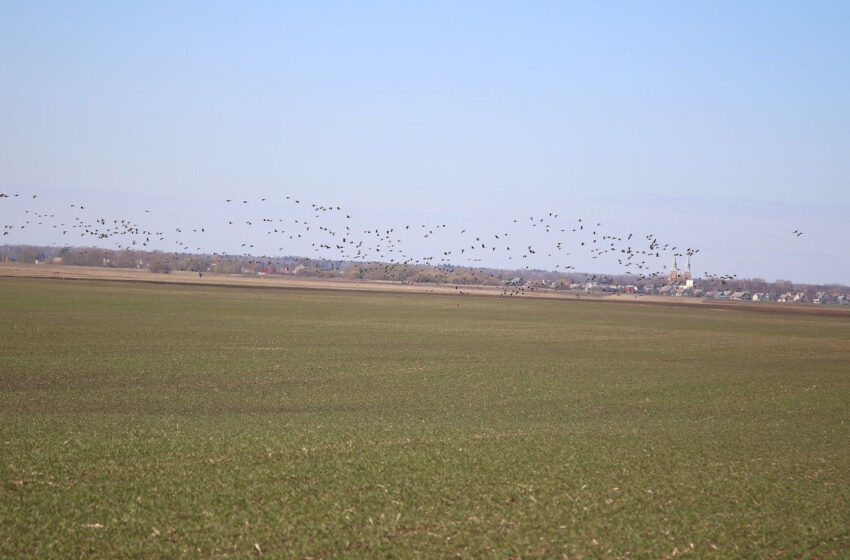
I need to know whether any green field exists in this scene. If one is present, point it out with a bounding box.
[1,277,848,558]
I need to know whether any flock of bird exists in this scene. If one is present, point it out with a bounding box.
[1,190,803,286]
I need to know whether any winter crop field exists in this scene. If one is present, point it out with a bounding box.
[1,277,848,558]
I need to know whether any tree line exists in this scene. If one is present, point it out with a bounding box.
[1,243,846,296]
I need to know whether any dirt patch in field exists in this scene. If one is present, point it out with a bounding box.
[2,262,848,317]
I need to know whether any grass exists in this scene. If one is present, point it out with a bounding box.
[1,277,848,558]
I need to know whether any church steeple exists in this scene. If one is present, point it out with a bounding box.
[669,253,695,285]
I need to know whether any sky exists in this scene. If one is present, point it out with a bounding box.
[1,1,848,284]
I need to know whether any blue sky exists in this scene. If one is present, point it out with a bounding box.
[1,2,848,284]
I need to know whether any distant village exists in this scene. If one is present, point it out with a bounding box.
[518,255,849,305]
[2,244,848,305]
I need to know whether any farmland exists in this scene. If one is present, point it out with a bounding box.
[1,277,848,558]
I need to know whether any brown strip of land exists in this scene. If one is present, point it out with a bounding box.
[2,262,847,317]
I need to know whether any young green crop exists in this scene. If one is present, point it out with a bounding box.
[1,278,848,558]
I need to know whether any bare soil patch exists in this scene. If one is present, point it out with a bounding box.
[2,262,847,317]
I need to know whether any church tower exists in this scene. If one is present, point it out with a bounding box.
[670,255,679,282]
[684,254,692,281]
